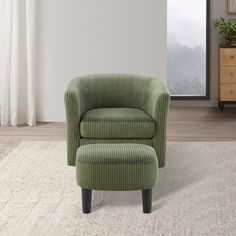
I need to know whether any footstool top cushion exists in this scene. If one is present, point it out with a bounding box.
[76,144,158,191]
[76,143,157,164]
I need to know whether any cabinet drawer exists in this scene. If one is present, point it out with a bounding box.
[220,84,236,101]
[220,48,236,65]
[220,66,236,83]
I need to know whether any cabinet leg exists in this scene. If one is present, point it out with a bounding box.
[142,189,152,214]
[82,188,92,214]
[220,102,224,111]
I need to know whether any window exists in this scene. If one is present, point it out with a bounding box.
[167,0,210,99]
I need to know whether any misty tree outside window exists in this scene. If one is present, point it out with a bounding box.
[167,0,207,96]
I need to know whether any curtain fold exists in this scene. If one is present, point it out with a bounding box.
[0,0,36,126]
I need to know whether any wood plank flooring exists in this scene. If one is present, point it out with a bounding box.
[0,107,236,154]
[167,107,236,141]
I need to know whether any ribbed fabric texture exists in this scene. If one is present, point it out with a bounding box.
[80,108,155,139]
[152,93,170,168]
[64,74,170,167]
[64,90,81,166]
[76,144,158,191]
[80,139,153,146]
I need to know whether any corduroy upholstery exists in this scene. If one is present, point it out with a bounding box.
[80,108,155,139]
[80,139,153,146]
[76,144,158,191]
[64,74,170,167]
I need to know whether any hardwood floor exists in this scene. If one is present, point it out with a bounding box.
[0,107,236,154]
[168,107,236,141]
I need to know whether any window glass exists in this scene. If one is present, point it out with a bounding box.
[167,0,207,96]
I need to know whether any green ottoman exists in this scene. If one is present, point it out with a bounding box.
[76,144,158,214]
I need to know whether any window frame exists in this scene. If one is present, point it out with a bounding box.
[170,0,210,100]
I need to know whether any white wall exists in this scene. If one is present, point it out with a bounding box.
[37,0,167,122]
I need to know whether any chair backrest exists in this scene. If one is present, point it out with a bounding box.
[77,74,155,115]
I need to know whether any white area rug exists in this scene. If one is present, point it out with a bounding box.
[0,141,236,236]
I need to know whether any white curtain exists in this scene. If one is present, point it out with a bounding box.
[0,0,37,126]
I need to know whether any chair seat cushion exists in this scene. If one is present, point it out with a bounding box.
[76,144,158,190]
[80,108,155,139]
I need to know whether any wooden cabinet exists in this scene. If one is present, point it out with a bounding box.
[219,46,236,110]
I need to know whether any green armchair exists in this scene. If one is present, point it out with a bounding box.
[64,74,170,167]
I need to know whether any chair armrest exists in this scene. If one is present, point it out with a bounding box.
[147,80,170,168]
[64,78,82,166]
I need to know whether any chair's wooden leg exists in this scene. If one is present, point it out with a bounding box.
[82,188,92,213]
[142,189,152,213]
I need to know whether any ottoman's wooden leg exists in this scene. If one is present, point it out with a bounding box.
[82,188,92,213]
[142,189,152,213]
